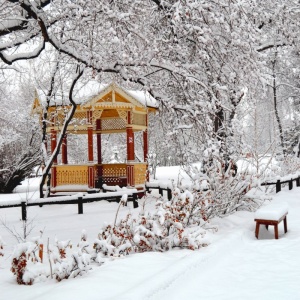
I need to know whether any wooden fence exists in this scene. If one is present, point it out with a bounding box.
[0,191,139,221]
[145,183,172,200]
[3,175,297,222]
[261,175,300,193]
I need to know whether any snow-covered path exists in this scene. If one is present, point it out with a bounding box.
[1,187,300,299]
[144,189,300,300]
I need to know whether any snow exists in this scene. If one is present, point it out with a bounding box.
[1,168,300,299]
[36,80,108,106]
[255,201,289,221]
[126,89,158,108]
[36,81,158,108]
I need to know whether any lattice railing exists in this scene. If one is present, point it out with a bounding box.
[102,164,127,177]
[56,165,88,186]
[99,164,127,186]
[134,163,147,185]
[101,118,126,131]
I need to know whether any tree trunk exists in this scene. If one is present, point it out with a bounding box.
[272,52,285,157]
[39,68,84,198]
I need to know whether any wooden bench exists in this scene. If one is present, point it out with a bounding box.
[254,202,288,239]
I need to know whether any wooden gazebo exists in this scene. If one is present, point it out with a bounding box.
[32,82,158,193]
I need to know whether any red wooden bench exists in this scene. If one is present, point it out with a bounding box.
[254,202,288,239]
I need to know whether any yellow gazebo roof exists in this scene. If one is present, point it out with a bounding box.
[32,81,158,134]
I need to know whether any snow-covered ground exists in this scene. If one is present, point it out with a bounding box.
[1,167,300,299]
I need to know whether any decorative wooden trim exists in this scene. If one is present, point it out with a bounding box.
[88,166,95,188]
[55,165,89,186]
[126,164,135,186]
[134,163,147,186]
[51,166,57,187]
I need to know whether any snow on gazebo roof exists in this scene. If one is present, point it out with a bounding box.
[35,81,158,109]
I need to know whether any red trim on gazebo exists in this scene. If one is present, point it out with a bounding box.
[88,126,93,162]
[61,134,68,164]
[51,129,57,165]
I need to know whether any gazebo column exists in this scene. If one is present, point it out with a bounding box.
[88,125,94,162]
[50,129,57,188]
[143,130,148,162]
[87,111,95,188]
[127,127,135,161]
[143,127,149,182]
[96,119,103,187]
[61,134,68,164]
[126,111,135,186]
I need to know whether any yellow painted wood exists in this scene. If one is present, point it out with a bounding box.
[55,165,89,186]
[115,93,131,103]
[102,163,127,177]
[54,162,147,187]
[134,163,147,185]
[134,107,147,113]
[101,109,120,118]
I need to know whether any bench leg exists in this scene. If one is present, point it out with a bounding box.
[284,216,288,233]
[255,222,260,239]
[274,224,279,239]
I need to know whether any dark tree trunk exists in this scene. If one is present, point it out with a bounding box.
[272,52,285,157]
[39,68,84,198]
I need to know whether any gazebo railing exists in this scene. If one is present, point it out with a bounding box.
[53,162,147,189]
[96,163,127,187]
[56,164,89,186]
[134,163,147,186]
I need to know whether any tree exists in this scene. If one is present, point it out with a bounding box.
[0,77,41,193]
[2,0,300,194]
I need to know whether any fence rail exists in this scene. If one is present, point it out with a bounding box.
[3,176,298,222]
[0,191,139,221]
[145,183,172,200]
[261,175,300,193]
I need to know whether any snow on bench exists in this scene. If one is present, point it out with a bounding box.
[254,202,288,239]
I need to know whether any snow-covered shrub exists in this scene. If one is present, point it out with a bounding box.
[186,159,254,216]
[53,250,91,282]
[55,239,72,259]
[0,236,4,258]
[11,242,44,285]
[51,234,92,282]
[95,191,210,258]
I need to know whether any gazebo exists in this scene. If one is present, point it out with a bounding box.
[32,81,158,193]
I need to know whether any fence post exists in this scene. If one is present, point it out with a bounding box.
[158,187,163,196]
[21,201,27,221]
[276,180,281,193]
[297,176,300,187]
[167,188,172,200]
[133,193,138,208]
[289,179,293,190]
[78,196,83,214]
